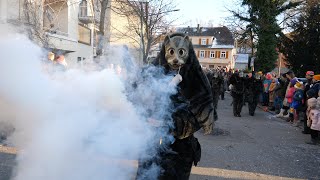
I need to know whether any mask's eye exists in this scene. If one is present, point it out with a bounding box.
[178,49,186,56]
[169,49,174,55]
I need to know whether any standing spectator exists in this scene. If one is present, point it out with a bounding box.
[302,71,314,134]
[286,78,297,122]
[306,97,320,145]
[274,74,287,114]
[268,78,277,111]
[292,82,304,126]
[276,71,296,118]
[309,75,320,98]
[262,73,272,106]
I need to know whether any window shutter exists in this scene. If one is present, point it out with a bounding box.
[197,50,200,58]
[217,51,220,58]
[199,38,201,45]
[206,39,209,45]
[226,51,229,58]
[205,51,208,58]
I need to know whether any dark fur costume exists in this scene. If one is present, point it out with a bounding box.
[153,33,214,135]
[136,33,214,180]
[229,73,245,117]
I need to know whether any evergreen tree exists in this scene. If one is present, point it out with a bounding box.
[280,0,320,76]
[232,0,301,72]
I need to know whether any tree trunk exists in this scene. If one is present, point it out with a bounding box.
[97,0,109,56]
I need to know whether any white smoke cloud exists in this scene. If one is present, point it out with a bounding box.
[0,24,175,180]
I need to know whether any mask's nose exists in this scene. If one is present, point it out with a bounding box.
[173,59,178,64]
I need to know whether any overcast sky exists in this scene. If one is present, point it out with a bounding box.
[172,0,235,27]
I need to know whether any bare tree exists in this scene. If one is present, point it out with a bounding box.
[22,0,51,48]
[224,0,257,56]
[112,0,178,64]
[96,0,110,56]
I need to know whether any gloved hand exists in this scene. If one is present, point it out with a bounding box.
[229,84,233,90]
[169,74,183,86]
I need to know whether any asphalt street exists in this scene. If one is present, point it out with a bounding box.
[0,93,319,180]
[190,93,320,180]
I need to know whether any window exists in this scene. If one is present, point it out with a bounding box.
[78,24,91,45]
[210,51,215,58]
[201,38,207,45]
[220,51,226,58]
[79,0,88,17]
[200,50,205,58]
[77,57,82,62]
[209,65,215,69]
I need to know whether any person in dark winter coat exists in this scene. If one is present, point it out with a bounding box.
[136,33,214,180]
[302,71,314,134]
[220,74,228,100]
[209,70,223,120]
[273,74,288,114]
[276,70,296,118]
[246,72,263,116]
[229,72,245,117]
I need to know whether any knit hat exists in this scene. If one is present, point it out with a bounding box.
[313,75,320,81]
[306,71,314,76]
[308,98,317,108]
[266,73,272,80]
[290,78,298,85]
[294,81,303,89]
[286,70,294,75]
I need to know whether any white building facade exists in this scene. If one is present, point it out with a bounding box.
[0,0,104,66]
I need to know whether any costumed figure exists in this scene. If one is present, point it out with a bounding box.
[246,72,263,116]
[208,69,222,121]
[220,72,228,100]
[136,33,214,180]
[302,71,314,134]
[229,72,245,117]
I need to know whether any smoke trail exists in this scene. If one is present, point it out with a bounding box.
[0,25,176,180]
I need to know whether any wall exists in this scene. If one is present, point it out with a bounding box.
[190,36,213,46]
[195,48,232,65]
[0,0,7,23]
[6,0,20,22]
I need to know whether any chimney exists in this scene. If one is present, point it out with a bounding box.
[197,24,203,33]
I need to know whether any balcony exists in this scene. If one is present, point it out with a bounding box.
[78,15,99,24]
[44,0,67,6]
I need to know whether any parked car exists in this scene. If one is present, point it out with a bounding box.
[297,78,307,85]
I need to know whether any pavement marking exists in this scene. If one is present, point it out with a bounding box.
[191,167,306,180]
[0,145,17,154]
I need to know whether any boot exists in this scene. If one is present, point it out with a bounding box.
[276,109,285,118]
[306,138,317,145]
[283,113,290,118]
[268,106,275,111]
